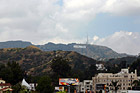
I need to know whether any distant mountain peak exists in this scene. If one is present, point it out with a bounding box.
[0,40,32,49]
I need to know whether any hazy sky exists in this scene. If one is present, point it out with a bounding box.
[0,0,140,55]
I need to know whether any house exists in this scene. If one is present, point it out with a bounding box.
[22,79,37,91]
[0,78,13,93]
[96,64,106,71]
[29,83,37,91]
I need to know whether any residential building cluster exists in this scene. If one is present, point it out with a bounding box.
[0,78,37,93]
[76,68,139,93]
[93,68,137,93]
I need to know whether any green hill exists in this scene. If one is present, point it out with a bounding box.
[0,46,97,76]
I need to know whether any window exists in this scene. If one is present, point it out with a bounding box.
[124,75,128,77]
[86,82,90,84]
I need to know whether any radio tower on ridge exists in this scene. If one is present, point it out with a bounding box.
[86,33,89,56]
[86,33,89,45]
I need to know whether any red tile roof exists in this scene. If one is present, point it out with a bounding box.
[0,83,11,86]
[0,87,13,91]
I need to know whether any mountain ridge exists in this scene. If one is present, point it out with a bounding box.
[0,41,128,60]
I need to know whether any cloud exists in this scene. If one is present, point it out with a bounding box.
[60,0,140,22]
[0,0,69,44]
[93,31,140,55]
[102,0,140,16]
[0,0,140,45]
[93,36,99,41]
[61,0,104,21]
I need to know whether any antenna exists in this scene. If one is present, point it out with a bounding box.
[86,32,89,56]
[86,33,89,45]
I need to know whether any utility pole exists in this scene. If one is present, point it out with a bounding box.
[68,85,70,93]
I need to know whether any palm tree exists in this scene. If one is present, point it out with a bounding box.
[133,80,139,87]
[132,80,140,90]
[110,81,121,93]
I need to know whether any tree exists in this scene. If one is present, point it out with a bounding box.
[51,57,71,77]
[119,61,127,68]
[132,80,140,90]
[56,91,67,93]
[131,80,140,90]
[133,80,139,87]
[130,58,140,76]
[0,61,24,85]
[12,83,21,93]
[110,81,121,93]
[0,63,5,70]
[12,83,31,93]
[36,76,54,93]
[85,64,97,79]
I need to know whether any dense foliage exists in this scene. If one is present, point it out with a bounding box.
[51,57,71,77]
[0,46,97,76]
[36,76,54,93]
[130,58,140,76]
[0,62,24,85]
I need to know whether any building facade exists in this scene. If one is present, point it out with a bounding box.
[76,80,93,93]
[92,69,138,93]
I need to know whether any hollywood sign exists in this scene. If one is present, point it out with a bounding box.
[73,45,86,49]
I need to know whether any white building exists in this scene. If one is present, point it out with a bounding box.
[29,83,37,91]
[96,64,106,71]
[76,80,93,93]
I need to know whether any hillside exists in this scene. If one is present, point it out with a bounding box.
[37,42,127,61]
[107,56,137,65]
[0,46,97,76]
[0,41,128,61]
